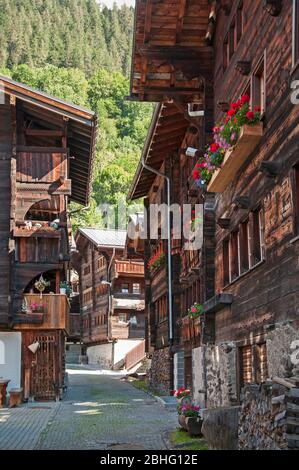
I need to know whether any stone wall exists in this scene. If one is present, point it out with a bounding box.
[267,322,299,379]
[192,347,205,407]
[149,347,171,395]
[205,342,238,408]
[238,380,299,450]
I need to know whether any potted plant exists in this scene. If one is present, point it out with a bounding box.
[60,281,72,295]
[34,275,50,299]
[188,303,203,319]
[30,303,44,313]
[182,404,203,437]
[177,403,188,431]
[192,95,262,188]
[148,252,166,273]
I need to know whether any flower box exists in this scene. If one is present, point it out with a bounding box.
[207,123,263,193]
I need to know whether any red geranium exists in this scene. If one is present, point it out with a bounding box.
[241,94,250,104]
[246,111,254,120]
[254,105,261,113]
[192,169,200,180]
[227,109,236,118]
[209,143,220,153]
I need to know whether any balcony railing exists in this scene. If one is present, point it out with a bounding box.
[114,261,144,276]
[14,294,70,333]
[125,340,146,371]
[207,123,263,193]
[17,149,68,184]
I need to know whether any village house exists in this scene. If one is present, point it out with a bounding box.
[128,0,299,449]
[73,228,146,370]
[0,75,97,402]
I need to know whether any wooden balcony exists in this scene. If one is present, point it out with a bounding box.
[114,260,144,277]
[207,124,263,193]
[14,294,70,333]
[14,226,61,239]
[16,148,71,195]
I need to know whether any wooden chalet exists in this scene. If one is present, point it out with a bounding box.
[74,228,145,369]
[0,75,97,401]
[128,0,299,446]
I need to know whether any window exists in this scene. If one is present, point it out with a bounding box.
[222,209,264,286]
[239,220,249,274]
[84,265,91,276]
[119,313,127,323]
[223,238,230,286]
[133,283,140,294]
[121,284,129,294]
[240,343,268,387]
[97,256,105,271]
[157,296,167,323]
[252,55,266,114]
[230,230,240,281]
[251,208,263,265]
[83,289,92,304]
[223,1,244,71]
[293,0,299,66]
[294,164,299,234]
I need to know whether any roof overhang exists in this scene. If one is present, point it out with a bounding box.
[130,0,214,103]
[128,101,189,200]
[0,74,97,205]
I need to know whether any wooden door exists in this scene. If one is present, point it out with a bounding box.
[23,331,61,400]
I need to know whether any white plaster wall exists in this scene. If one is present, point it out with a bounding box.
[192,346,206,408]
[0,332,22,392]
[114,339,143,365]
[87,343,113,368]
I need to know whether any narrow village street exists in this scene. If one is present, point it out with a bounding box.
[0,366,177,450]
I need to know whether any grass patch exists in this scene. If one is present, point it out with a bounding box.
[170,429,209,451]
[130,379,149,393]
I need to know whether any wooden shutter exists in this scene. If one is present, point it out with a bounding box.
[240,345,253,385]
[255,343,268,383]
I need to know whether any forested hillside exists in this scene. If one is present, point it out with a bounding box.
[0,0,134,76]
[0,1,153,230]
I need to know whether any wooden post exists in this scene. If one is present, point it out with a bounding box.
[56,271,60,294]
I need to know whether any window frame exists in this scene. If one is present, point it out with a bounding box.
[293,0,299,67]
[293,163,299,235]
[251,52,266,116]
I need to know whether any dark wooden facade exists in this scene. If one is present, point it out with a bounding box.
[0,76,96,400]
[128,0,299,401]
[74,229,145,350]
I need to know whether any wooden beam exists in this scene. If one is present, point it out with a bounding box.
[25,129,65,137]
[176,0,186,44]
[144,0,152,43]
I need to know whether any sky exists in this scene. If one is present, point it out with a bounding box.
[99,0,135,7]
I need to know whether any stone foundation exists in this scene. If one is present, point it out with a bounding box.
[205,342,238,408]
[149,347,171,395]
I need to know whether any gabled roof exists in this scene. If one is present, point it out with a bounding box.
[0,74,97,205]
[128,102,189,200]
[76,228,127,249]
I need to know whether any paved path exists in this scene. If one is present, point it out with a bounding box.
[0,366,177,450]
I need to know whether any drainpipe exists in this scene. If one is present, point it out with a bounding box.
[107,248,115,342]
[141,155,173,345]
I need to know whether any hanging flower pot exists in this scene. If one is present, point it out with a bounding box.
[34,275,50,299]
